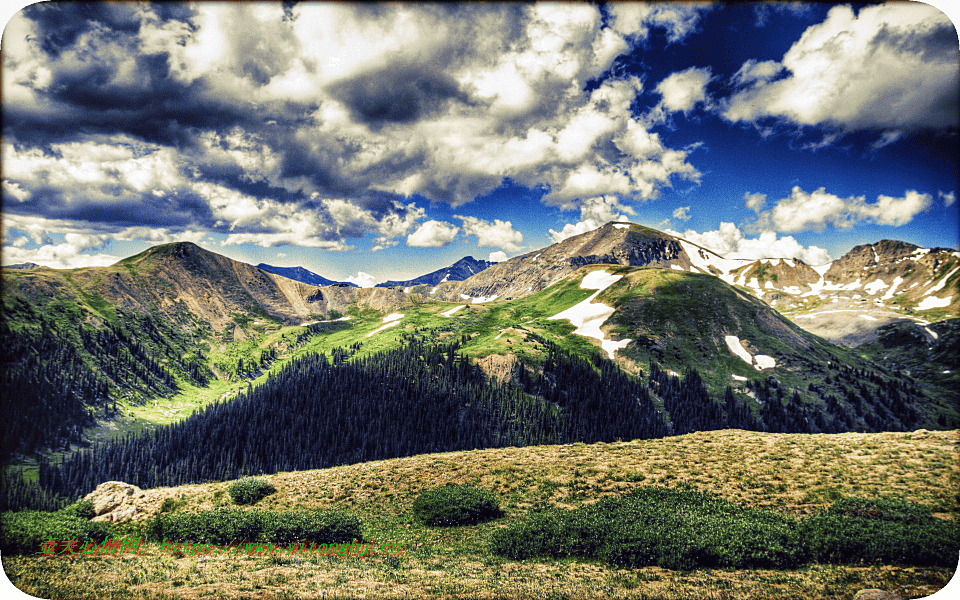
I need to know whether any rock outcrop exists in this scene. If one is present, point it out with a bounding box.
[83,481,146,522]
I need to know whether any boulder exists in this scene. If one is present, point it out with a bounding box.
[83,481,144,522]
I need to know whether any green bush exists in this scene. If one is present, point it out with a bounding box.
[800,497,959,567]
[0,510,112,555]
[491,488,959,570]
[57,500,95,520]
[149,508,361,545]
[491,486,805,570]
[413,484,503,527]
[228,478,276,505]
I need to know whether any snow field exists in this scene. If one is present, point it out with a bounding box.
[548,270,631,359]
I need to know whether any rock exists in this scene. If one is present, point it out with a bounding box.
[83,481,144,522]
[853,590,901,600]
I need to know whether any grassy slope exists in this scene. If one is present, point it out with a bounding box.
[3,429,957,600]
[11,264,954,462]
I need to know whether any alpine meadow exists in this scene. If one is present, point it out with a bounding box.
[1,2,959,599]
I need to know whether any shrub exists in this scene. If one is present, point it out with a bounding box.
[229,478,276,506]
[413,484,502,527]
[491,486,806,570]
[800,496,959,567]
[0,510,112,555]
[58,500,95,520]
[149,508,361,545]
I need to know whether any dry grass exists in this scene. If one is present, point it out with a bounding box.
[4,429,958,599]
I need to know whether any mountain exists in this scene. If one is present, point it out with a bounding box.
[375,256,494,289]
[256,263,358,288]
[2,228,958,471]
[431,223,753,303]
[4,262,40,270]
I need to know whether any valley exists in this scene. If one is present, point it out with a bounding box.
[2,223,958,491]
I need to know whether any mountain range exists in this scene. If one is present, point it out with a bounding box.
[1,222,958,479]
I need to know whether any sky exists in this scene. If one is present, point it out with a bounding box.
[1,1,958,287]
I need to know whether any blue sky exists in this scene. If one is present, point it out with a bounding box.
[1,1,957,286]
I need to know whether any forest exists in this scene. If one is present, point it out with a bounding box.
[2,328,922,510]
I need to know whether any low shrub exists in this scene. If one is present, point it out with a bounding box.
[149,508,361,545]
[0,510,111,555]
[491,488,959,570]
[413,484,503,526]
[228,478,276,505]
[800,496,959,567]
[57,500,95,520]
[490,486,805,570]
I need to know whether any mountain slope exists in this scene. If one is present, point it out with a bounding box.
[256,263,357,288]
[375,256,494,288]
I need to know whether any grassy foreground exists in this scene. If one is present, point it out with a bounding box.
[3,429,958,599]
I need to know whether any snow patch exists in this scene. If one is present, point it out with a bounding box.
[439,305,466,317]
[472,294,498,304]
[430,287,438,294]
[724,335,776,371]
[924,327,939,340]
[917,295,952,310]
[403,287,411,293]
[671,265,685,271]
[365,313,405,337]
[859,314,878,321]
[863,279,888,295]
[613,224,630,229]
[548,269,630,359]
[459,294,471,300]
[731,374,748,382]
[881,276,903,300]
[925,266,959,295]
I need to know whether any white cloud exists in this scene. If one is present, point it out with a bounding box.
[743,192,767,213]
[655,67,712,114]
[346,272,378,288]
[455,216,523,252]
[488,250,508,262]
[939,190,956,207]
[758,186,933,233]
[666,222,832,266]
[548,195,634,243]
[722,3,958,136]
[406,220,460,248]
[607,3,711,42]
[732,59,783,86]
[672,206,691,221]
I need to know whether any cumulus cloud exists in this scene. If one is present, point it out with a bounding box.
[488,250,508,262]
[345,272,378,288]
[722,3,958,138]
[1,2,707,256]
[548,195,634,243]
[672,206,691,221]
[751,186,933,233]
[455,216,523,252]
[666,222,832,266]
[608,3,711,42]
[939,190,956,207]
[406,220,460,248]
[655,67,712,114]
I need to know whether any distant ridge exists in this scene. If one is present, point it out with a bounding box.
[374,256,494,288]
[257,263,357,288]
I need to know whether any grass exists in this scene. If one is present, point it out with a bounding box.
[3,429,957,599]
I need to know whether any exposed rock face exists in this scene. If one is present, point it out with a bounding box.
[83,481,146,522]
[434,223,701,302]
[475,352,521,384]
